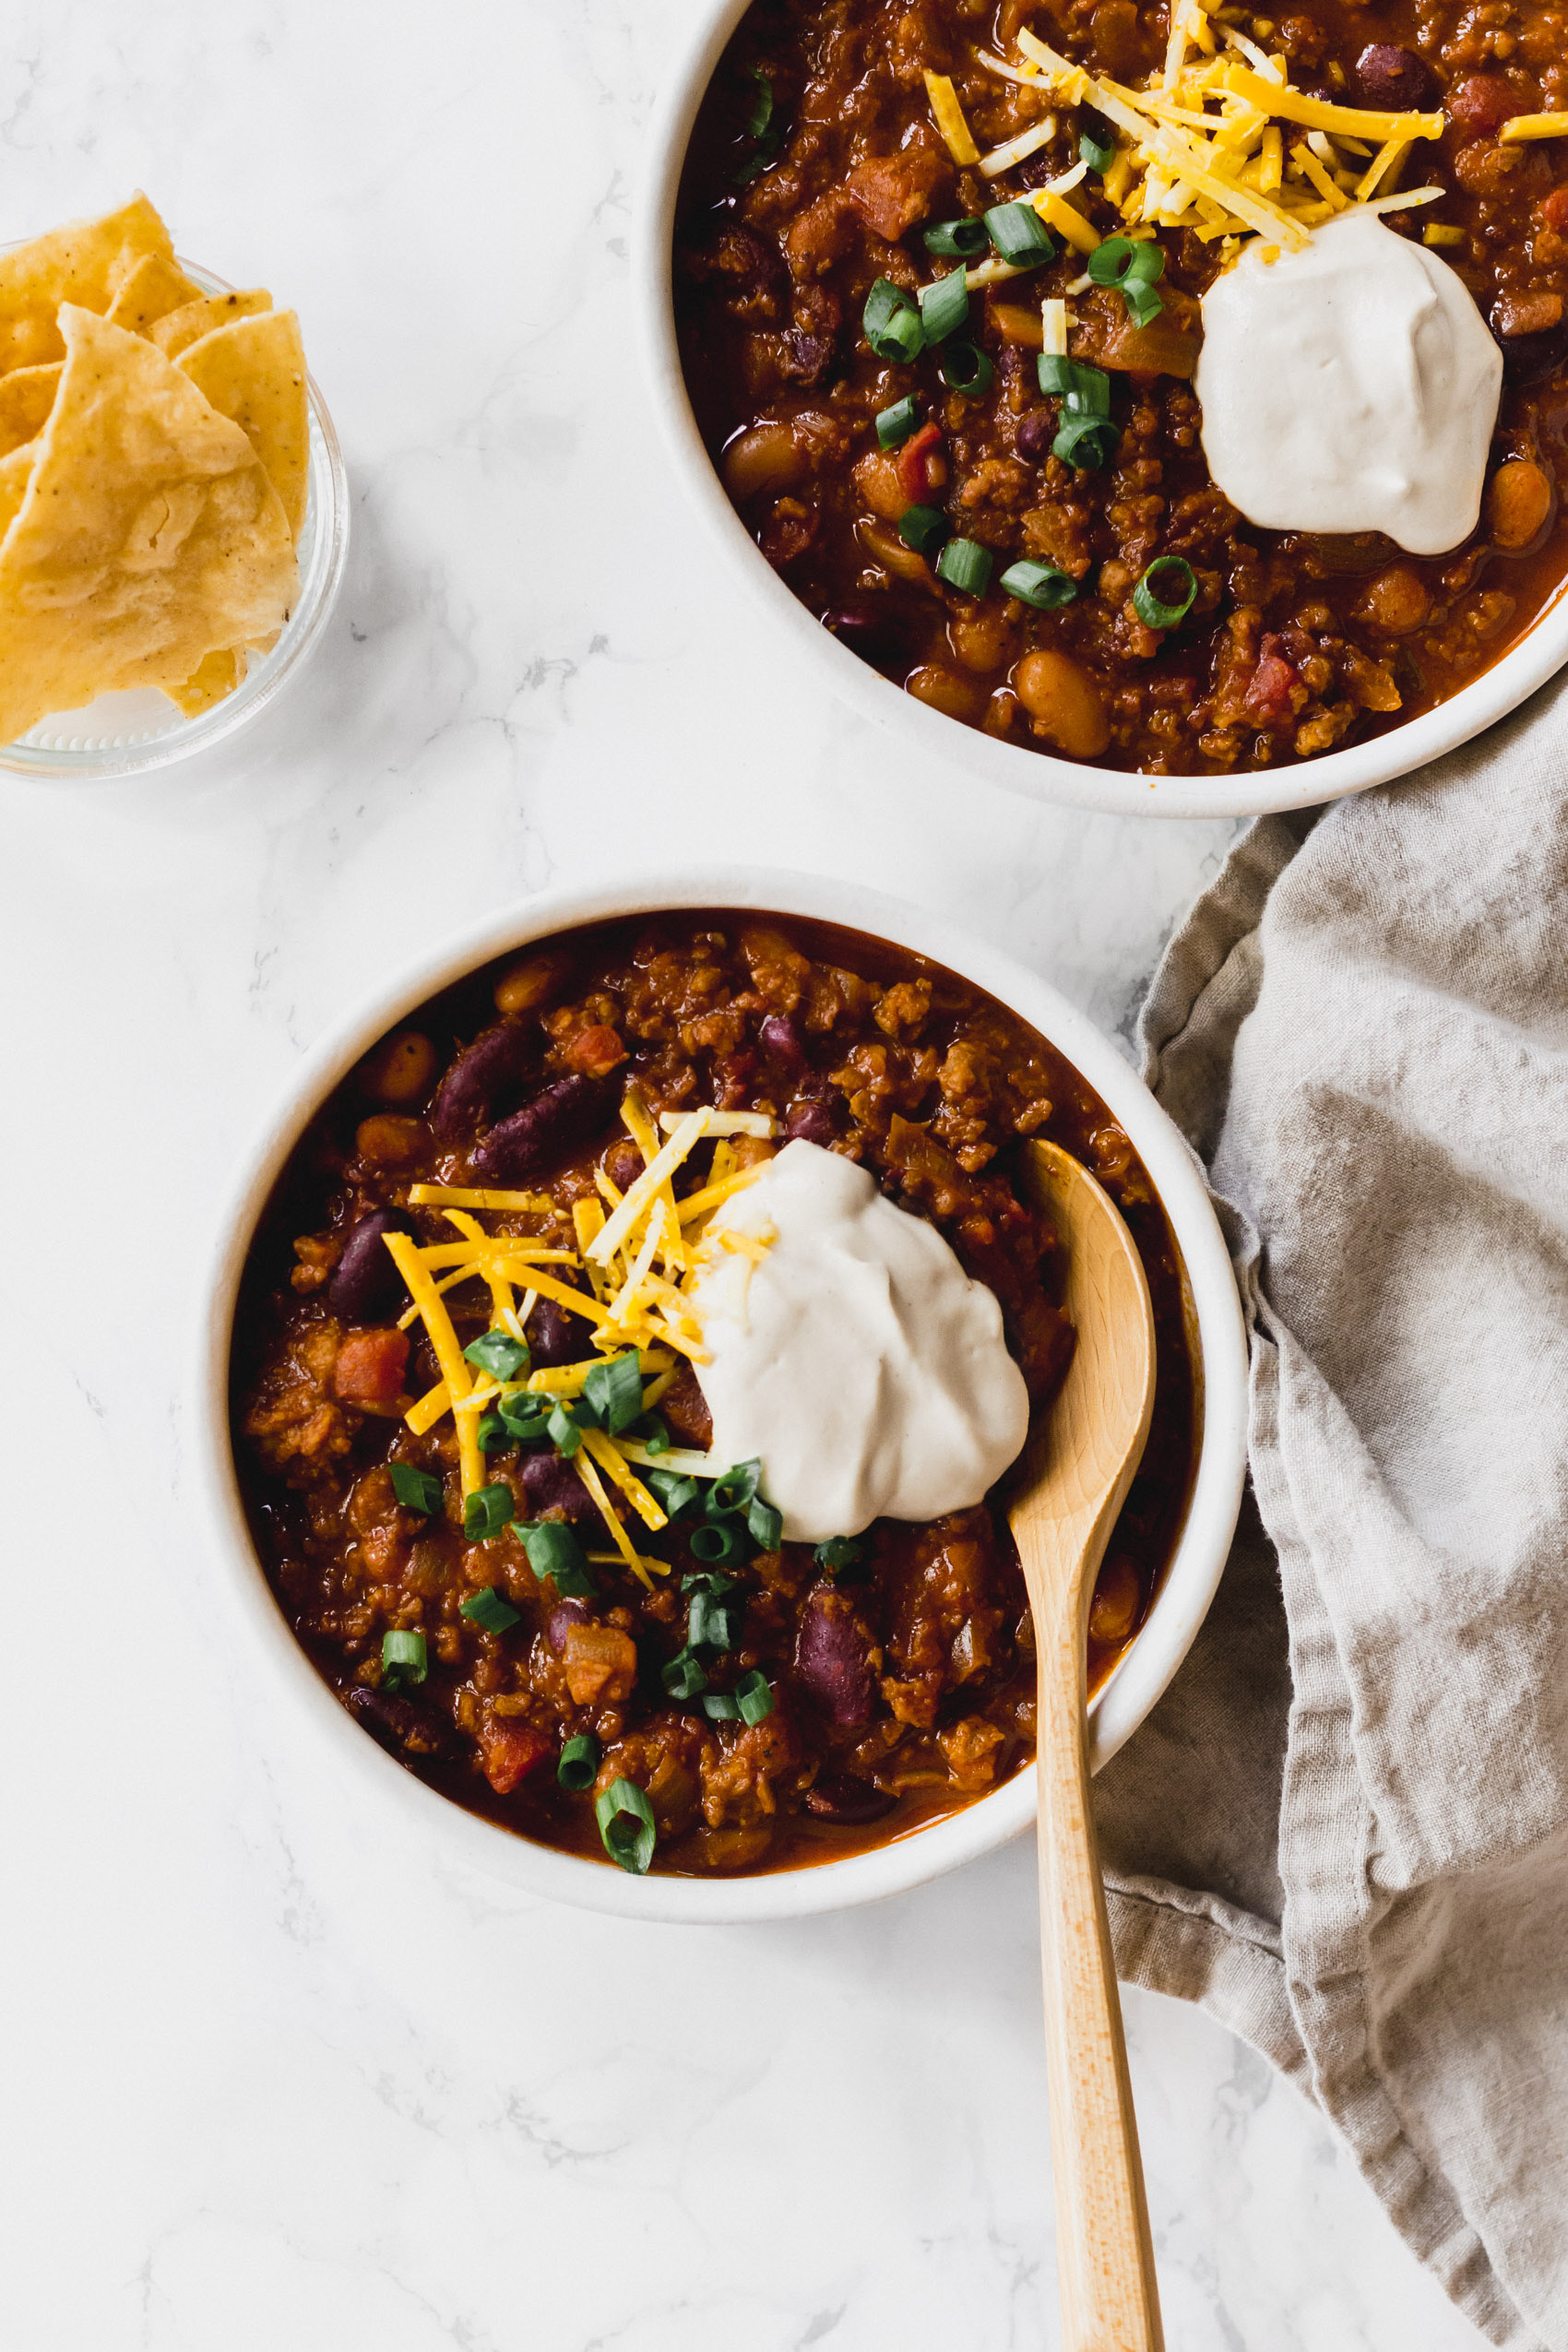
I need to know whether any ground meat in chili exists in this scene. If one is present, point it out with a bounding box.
[673,0,1568,776]
[232,914,1198,1876]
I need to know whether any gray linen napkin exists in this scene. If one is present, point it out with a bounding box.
[1098,669,1568,2351]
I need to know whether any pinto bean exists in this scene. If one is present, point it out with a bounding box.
[905,663,989,723]
[471,1075,611,1181]
[858,518,942,593]
[1087,1554,1143,1646]
[354,1114,423,1166]
[519,1446,599,1522]
[1487,459,1555,552]
[433,1021,540,1138]
[1012,651,1111,757]
[723,420,808,502]
[1352,564,1431,636]
[359,1029,437,1107]
[804,1774,897,1824]
[327,1208,412,1322]
[1353,43,1440,111]
[852,448,909,522]
[796,1586,876,1726]
[493,952,570,1016]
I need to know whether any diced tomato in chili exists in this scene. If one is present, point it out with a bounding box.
[333,1326,410,1406]
[896,422,946,502]
[479,1721,551,1795]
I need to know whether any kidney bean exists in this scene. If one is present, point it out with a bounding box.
[347,1684,461,1761]
[785,1097,838,1146]
[760,1013,807,1072]
[359,1029,438,1107]
[1447,73,1515,138]
[805,1774,897,1825]
[1013,651,1111,757]
[1353,43,1440,111]
[433,1021,540,1138]
[327,1208,411,1322]
[520,1447,598,1523]
[1015,409,1055,463]
[1491,305,1568,385]
[547,1598,591,1650]
[823,603,906,668]
[796,1586,876,1727]
[526,1296,578,1367]
[472,1075,611,1181]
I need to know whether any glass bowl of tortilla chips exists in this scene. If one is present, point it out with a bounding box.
[0,195,348,779]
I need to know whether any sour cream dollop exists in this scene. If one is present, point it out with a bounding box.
[690,1138,1030,1544]
[1195,209,1503,556]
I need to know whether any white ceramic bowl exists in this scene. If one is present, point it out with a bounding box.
[0,257,349,782]
[636,0,1568,821]
[196,873,1249,1922]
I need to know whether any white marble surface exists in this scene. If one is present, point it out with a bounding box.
[0,3,1490,2346]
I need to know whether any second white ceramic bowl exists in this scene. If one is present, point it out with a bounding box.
[196,871,1249,1922]
[636,0,1568,821]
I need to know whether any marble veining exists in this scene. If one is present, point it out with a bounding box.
[0,1,1485,2344]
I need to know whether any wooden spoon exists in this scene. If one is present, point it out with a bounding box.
[1008,1138,1163,2352]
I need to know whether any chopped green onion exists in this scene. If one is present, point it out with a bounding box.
[814,1537,862,1574]
[984,202,1054,265]
[557,1733,600,1792]
[638,1413,671,1456]
[498,1392,552,1442]
[547,1400,584,1457]
[1087,235,1164,290]
[460,1586,521,1634]
[1000,559,1078,611]
[919,267,968,345]
[381,1628,427,1686]
[1052,412,1120,469]
[582,1350,644,1435]
[689,1518,746,1566]
[1132,556,1199,629]
[936,537,993,596]
[661,1646,708,1700]
[707,1459,763,1516]
[939,339,993,396]
[596,1777,657,1874]
[464,1483,514,1539]
[701,1691,741,1720]
[517,1520,596,1598]
[923,217,991,257]
[646,1468,699,1517]
[478,1410,512,1455]
[389,1462,441,1515]
[744,65,773,141]
[687,1574,743,1651]
[1039,354,1110,413]
[863,278,925,363]
[1125,281,1164,328]
[898,505,949,557]
[876,395,920,450]
[463,1329,529,1380]
[734,1670,774,1725]
[1080,126,1115,172]
[747,1496,784,1550]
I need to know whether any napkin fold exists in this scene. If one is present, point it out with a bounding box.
[1098,672,1568,2351]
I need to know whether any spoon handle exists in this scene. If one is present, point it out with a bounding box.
[1036,1601,1164,2352]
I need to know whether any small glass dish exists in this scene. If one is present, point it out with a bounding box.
[0,258,349,781]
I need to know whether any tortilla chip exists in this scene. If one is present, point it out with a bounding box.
[105,251,204,337]
[0,440,38,538]
[149,288,271,362]
[0,364,61,457]
[177,309,309,541]
[0,194,174,372]
[167,646,243,716]
[0,305,297,744]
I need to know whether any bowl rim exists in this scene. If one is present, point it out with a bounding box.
[634,0,1568,822]
[194,871,1248,1924]
[0,253,350,783]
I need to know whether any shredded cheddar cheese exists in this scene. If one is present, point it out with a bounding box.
[924,69,981,165]
[1500,113,1568,143]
